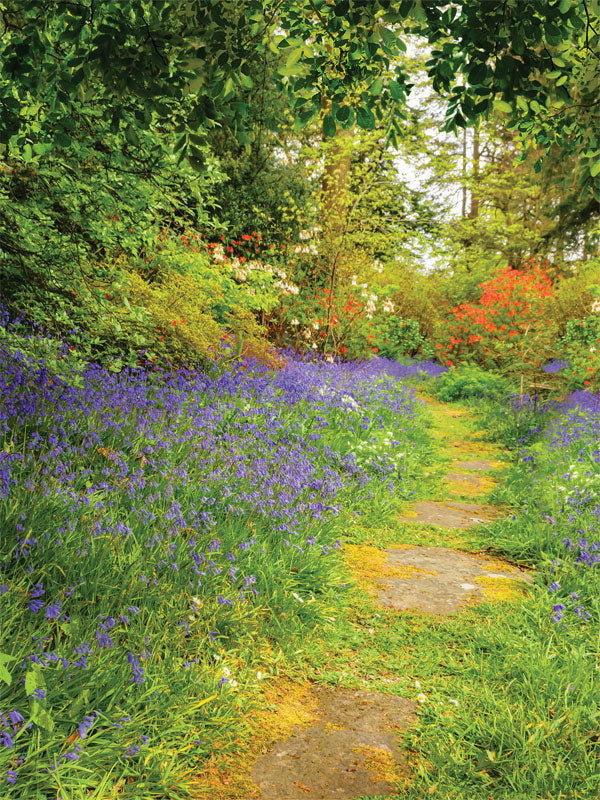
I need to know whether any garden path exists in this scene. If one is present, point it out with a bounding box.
[194,395,532,799]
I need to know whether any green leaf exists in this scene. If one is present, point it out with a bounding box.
[356,105,375,129]
[379,26,398,49]
[559,0,571,12]
[494,99,512,114]
[278,63,305,77]
[590,160,600,178]
[516,95,528,112]
[370,77,383,96]
[239,72,254,90]
[322,113,336,138]
[388,80,404,101]
[285,47,304,69]
[0,654,15,687]
[31,700,54,732]
[334,0,350,15]
[223,76,235,98]
[25,665,45,696]
[468,62,488,85]
[336,105,354,128]
[335,105,350,123]
[294,107,317,131]
[125,126,140,147]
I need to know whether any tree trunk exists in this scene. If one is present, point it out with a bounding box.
[461,128,467,218]
[320,112,353,244]
[468,126,480,220]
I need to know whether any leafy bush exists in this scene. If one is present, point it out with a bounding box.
[274,255,434,361]
[375,317,426,359]
[433,365,509,402]
[563,343,600,393]
[552,263,600,336]
[436,261,558,382]
[563,314,600,347]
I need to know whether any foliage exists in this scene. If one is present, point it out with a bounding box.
[1,1,598,181]
[274,260,434,361]
[563,313,600,347]
[552,262,600,334]
[559,303,600,394]
[433,365,509,402]
[421,0,600,198]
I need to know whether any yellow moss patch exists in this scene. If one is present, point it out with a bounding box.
[345,544,436,592]
[444,475,496,497]
[324,721,346,733]
[474,574,529,603]
[447,439,499,457]
[399,507,418,518]
[190,679,318,799]
[436,408,468,418]
[353,744,410,786]
[480,559,524,576]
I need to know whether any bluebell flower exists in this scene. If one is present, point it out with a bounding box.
[0,731,13,749]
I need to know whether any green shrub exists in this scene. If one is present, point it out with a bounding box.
[562,315,600,347]
[433,366,509,402]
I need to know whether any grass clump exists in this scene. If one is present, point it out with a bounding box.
[433,366,509,403]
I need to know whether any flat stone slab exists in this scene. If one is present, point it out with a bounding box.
[445,471,486,486]
[377,546,532,614]
[398,500,500,529]
[250,688,415,799]
[443,472,497,500]
[452,459,498,471]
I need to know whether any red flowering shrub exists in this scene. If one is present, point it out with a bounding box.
[439,260,558,376]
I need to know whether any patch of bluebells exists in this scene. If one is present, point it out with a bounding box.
[555,389,600,415]
[517,401,600,625]
[542,359,568,374]
[0,313,430,794]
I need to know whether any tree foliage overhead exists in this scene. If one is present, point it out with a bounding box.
[1,0,598,192]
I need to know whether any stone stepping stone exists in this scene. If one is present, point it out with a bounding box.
[376,546,532,614]
[444,471,496,497]
[250,687,415,799]
[399,500,500,529]
[452,459,500,471]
